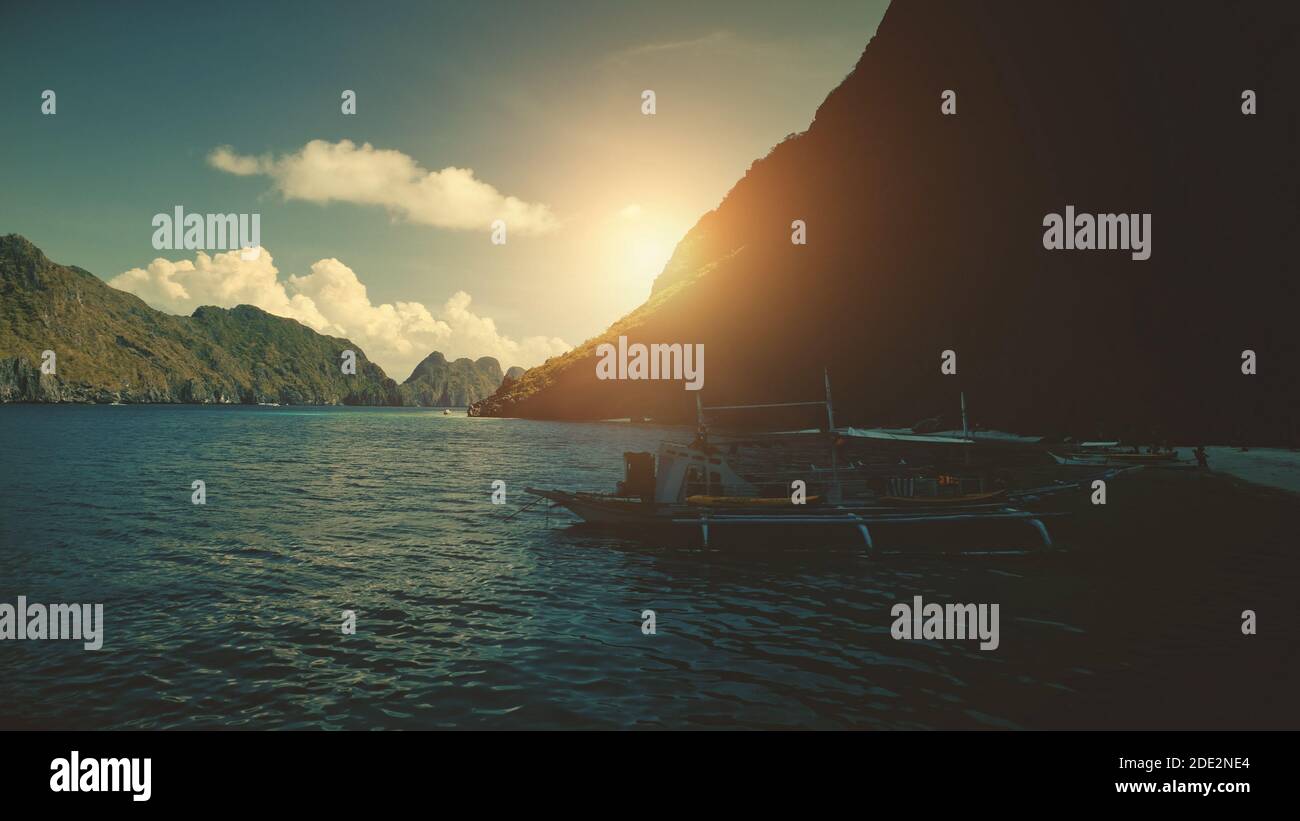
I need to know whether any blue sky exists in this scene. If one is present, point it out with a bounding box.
[1,0,887,377]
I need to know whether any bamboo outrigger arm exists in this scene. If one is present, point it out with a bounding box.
[847,512,874,553]
[670,509,1060,553]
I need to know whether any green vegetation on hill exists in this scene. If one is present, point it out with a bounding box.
[400,351,508,407]
[0,235,515,406]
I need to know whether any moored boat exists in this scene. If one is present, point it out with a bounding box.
[523,373,1068,554]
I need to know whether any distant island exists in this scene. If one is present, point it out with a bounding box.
[0,234,521,407]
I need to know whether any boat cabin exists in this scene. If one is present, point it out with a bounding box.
[622,442,758,503]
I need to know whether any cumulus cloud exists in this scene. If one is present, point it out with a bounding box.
[207,146,265,176]
[108,248,569,378]
[106,247,329,330]
[436,290,569,373]
[208,140,558,236]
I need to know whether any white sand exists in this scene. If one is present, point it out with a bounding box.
[1203,447,1300,494]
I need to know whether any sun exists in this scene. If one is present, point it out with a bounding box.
[629,233,677,279]
[611,206,686,293]
[590,205,692,313]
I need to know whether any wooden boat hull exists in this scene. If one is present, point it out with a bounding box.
[525,489,664,525]
[686,495,823,508]
[524,487,1060,553]
[879,490,1008,506]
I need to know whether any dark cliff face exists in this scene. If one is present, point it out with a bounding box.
[471,0,1299,442]
[0,235,400,405]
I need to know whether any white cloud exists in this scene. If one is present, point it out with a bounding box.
[436,290,569,374]
[108,247,569,378]
[208,140,558,236]
[614,31,738,60]
[208,146,265,176]
[106,247,329,330]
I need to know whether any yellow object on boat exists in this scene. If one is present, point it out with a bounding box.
[686,495,820,508]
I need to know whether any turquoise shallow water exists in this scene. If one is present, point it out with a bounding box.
[1,405,1117,729]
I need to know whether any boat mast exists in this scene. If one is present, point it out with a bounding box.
[825,367,836,432]
[696,392,710,495]
[961,391,972,466]
[825,367,840,503]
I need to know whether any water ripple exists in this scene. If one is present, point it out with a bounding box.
[1,405,1083,729]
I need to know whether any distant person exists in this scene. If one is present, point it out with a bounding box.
[1194,446,1208,469]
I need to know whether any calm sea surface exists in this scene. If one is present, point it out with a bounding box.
[4,405,1285,730]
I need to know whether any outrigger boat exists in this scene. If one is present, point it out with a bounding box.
[525,372,1075,554]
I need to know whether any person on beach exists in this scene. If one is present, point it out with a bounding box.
[1194,446,1209,469]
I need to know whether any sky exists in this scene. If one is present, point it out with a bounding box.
[0,0,888,379]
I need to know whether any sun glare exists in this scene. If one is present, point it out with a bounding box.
[629,233,676,279]
[606,206,686,297]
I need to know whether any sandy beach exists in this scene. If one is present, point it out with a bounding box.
[1203,447,1300,495]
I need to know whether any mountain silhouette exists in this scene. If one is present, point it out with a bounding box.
[473,0,1299,443]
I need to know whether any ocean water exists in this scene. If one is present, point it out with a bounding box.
[0,405,1289,730]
